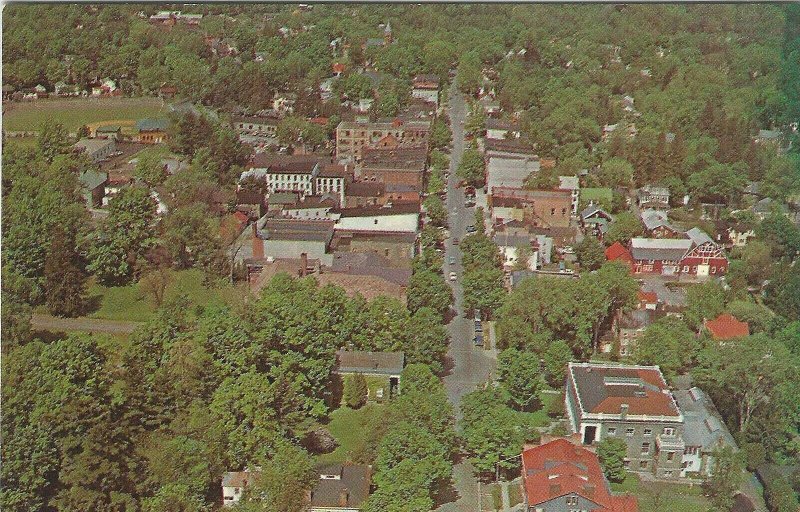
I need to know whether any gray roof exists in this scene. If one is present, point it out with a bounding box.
[311,465,371,509]
[330,252,412,286]
[260,218,335,243]
[135,118,169,132]
[640,209,675,232]
[685,227,714,247]
[758,129,782,140]
[674,387,736,452]
[79,170,108,190]
[580,204,611,221]
[335,350,405,376]
[630,238,692,261]
[638,184,670,197]
[74,138,115,155]
[619,309,655,330]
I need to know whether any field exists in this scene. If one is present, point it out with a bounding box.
[611,473,711,512]
[3,96,166,133]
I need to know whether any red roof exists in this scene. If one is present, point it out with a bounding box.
[704,314,750,340]
[310,116,329,126]
[637,289,657,305]
[606,242,634,265]
[332,62,346,74]
[522,439,638,512]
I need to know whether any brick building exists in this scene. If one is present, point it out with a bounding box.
[361,145,427,192]
[335,119,431,161]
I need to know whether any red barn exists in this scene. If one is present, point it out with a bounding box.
[629,228,727,277]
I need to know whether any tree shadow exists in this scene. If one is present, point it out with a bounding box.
[441,354,456,377]
[31,329,68,344]
[443,306,459,324]
[82,293,103,316]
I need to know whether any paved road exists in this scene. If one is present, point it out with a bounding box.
[31,313,142,335]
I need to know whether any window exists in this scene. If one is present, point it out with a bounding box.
[639,461,648,469]
[664,470,673,478]
[663,427,675,437]
[608,427,617,436]
[641,443,650,455]
[234,488,241,495]
[683,265,689,272]
[623,460,630,468]
[644,428,652,436]
[626,428,635,436]
[551,208,556,215]
[374,219,379,225]
[566,496,578,506]
[666,451,675,461]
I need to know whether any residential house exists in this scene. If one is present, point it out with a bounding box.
[329,252,412,294]
[522,438,639,512]
[335,349,404,400]
[232,116,279,137]
[673,387,736,477]
[478,94,501,116]
[640,209,681,239]
[558,176,580,215]
[702,313,750,341]
[565,362,685,478]
[486,156,540,193]
[316,164,352,205]
[74,138,116,163]
[360,144,427,192]
[91,78,120,97]
[135,119,169,144]
[411,74,439,106]
[54,81,80,96]
[79,170,108,208]
[581,204,613,239]
[309,465,372,512]
[485,118,520,140]
[235,189,266,220]
[94,125,122,140]
[605,242,634,270]
[602,122,638,141]
[494,233,537,271]
[754,129,782,145]
[714,220,755,248]
[244,154,322,197]
[335,119,431,161]
[222,470,258,507]
[751,197,788,220]
[613,309,657,357]
[637,185,670,209]
[681,227,729,276]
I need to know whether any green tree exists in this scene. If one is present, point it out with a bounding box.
[242,442,315,512]
[135,150,168,187]
[343,373,368,409]
[633,317,698,377]
[37,122,70,163]
[598,157,634,188]
[374,422,450,491]
[605,212,643,245]
[1,268,33,349]
[43,227,86,317]
[704,446,743,512]
[757,212,800,259]
[596,438,628,483]
[423,194,447,227]
[576,236,605,271]
[497,349,543,411]
[407,269,452,317]
[684,281,727,330]
[543,340,573,387]
[739,442,766,472]
[457,148,486,187]
[463,266,506,317]
[456,52,482,96]
[430,118,452,150]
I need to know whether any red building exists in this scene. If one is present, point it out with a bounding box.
[703,313,750,340]
[628,228,727,277]
[605,241,634,270]
[522,439,639,512]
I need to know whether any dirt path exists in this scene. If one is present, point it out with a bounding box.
[32,313,142,335]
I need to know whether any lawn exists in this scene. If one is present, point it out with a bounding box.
[611,473,711,512]
[86,269,240,322]
[3,96,166,133]
[517,392,558,430]
[316,404,387,465]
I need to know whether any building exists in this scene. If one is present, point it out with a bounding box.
[334,202,420,235]
[222,470,258,507]
[640,209,681,239]
[411,74,440,106]
[522,439,639,512]
[232,116,279,137]
[614,309,657,357]
[74,137,116,163]
[702,313,750,341]
[332,231,417,268]
[490,188,572,229]
[335,349,405,400]
[605,242,634,270]
[135,118,169,144]
[673,387,736,477]
[637,185,670,209]
[94,125,122,140]
[361,144,427,192]
[486,156,540,193]
[494,233,537,271]
[79,170,108,208]
[565,362,685,478]
[272,92,297,114]
[309,465,372,512]
[345,181,387,207]
[629,229,727,276]
[335,119,431,161]
[485,118,520,140]
[558,176,580,215]
[316,164,352,205]
[484,137,537,159]
[250,217,336,266]
[681,228,728,276]
[581,204,613,239]
[244,154,322,197]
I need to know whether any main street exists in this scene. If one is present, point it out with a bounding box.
[436,82,498,512]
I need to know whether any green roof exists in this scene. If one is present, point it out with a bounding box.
[136,118,169,132]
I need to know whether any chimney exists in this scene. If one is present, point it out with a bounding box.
[339,489,349,507]
[620,403,629,420]
[252,223,264,259]
[301,252,308,277]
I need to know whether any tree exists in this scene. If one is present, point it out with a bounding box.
[605,212,643,245]
[457,148,486,187]
[739,442,766,472]
[596,438,628,483]
[704,446,743,512]
[474,207,486,235]
[139,267,174,307]
[43,227,86,317]
[37,122,70,163]
[464,103,486,137]
[343,373,368,409]
[374,422,450,491]
[633,317,698,377]
[423,195,447,227]
[135,150,168,187]
[457,51,482,96]
[496,349,543,411]
[575,236,605,271]
[407,269,452,317]
[242,442,315,512]
[764,474,800,512]
[462,266,506,317]
[684,281,727,330]
[430,118,452,150]
[543,340,572,387]
[757,212,800,259]
[598,157,634,188]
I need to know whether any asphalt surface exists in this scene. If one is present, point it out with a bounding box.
[441,83,498,415]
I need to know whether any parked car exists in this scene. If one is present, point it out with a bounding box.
[465,225,477,233]
[449,256,456,265]
[449,271,458,281]
[474,334,484,347]
[474,320,482,333]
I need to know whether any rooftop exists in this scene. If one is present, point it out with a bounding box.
[310,464,371,509]
[330,251,412,286]
[346,181,385,197]
[334,202,420,218]
[335,349,405,376]
[361,145,428,170]
[674,387,735,452]
[630,238,692,262]
[222,471,258,488]
[74,137,115,154]
[249,154,323,174]
[568,362,681,418]
[703,313,750,340]
[259,218,335,243]
[135,118,169,132]
[337,119,431,131]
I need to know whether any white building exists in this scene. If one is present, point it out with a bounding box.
[74,138,116,163]
[486,156,540,193]
[334,203,419,234]
[558,175,580,215]
[222,471,258,507]
[244,156,321,197]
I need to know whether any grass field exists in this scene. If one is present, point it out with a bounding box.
[86,269,240,322]
[611,473,711,512]
[3,96,166,133]
[316,404,386,465]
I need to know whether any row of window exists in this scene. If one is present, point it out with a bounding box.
[607,426,675,437]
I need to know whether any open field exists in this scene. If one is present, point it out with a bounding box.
[3,96,166,133]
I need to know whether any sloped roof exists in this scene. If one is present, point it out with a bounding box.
[335,350,405,375]
[630,238,692,262]
[135,118,169,132]
[703,314,749,340]
[640,209,675,232]
[605,242,633,264]
[522,439,639,512]
[311,465,371,509]
[686,227,714,247]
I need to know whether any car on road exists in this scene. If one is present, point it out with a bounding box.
[452,238,460,245]
[449,256,456,265]
[474,333,484,347]
[474,316,482,332]
[449,271,457,281]
[465,225,477,234]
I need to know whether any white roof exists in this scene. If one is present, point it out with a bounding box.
[558,176,579,191]
[486,157,540,191]
[631,238,692,250]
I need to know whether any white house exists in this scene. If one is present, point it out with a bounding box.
[244,155,321,198]
[558,175,580,215]
[222,471,258,507]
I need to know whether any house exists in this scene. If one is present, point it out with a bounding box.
[244,154,323,197]
[494,233,537,271]
[360,144,428,192]
[485,118,520,140]
[79,170,108,208]
[345,181,387,208]
[135,118,169,144]
[637,185,670,209]
[681,227,728,276]
[280,195,340,220]
[232,116,279,137]
[248,217,336,266]
[94,125,122,140]
[581,204,613,238]
[630,229,727,277]
[565,362,685,478]
[613,309,657,357]
[91,78,120,97]
[316,164,352,205]
[703,313,750,341]
[754,129,782,145]
[751,197,788,220]
[336,119,431,161]
[330,252,412,287]
[222,470,258,507]
[640,209,681,238]
[673,387,736,477]
[478,94,501,116]
[272,92,297,114]
[54,81,80,96]
[335,349,404,400]
[522,439,639,512]
[74,138,116,163]
[34,83,48,98]
[605,242,634,270]
[486,156,540,193]
[309,465,371,512]
[411,74,440,106]
[235,189,266,220]
[558,176,580,215]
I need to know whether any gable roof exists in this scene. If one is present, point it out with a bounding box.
[703,314,750,340]
[335,350,405,375]
[640,209,676,232]
[686,227,714,247]
[605,242,633,264]
[522,439,639,512]
[630,238,692,262]
[135,118,169,132]
[311,464,371,509]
